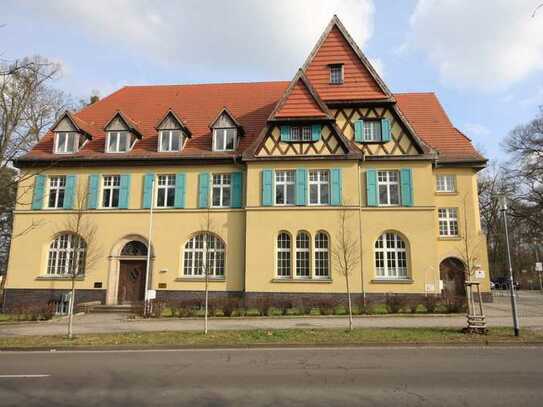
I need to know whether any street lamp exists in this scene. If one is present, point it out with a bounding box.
[498,194,520,337]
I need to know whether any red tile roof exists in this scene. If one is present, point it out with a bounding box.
[274,78,328,119]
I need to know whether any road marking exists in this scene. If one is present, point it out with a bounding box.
[0,374,50,378]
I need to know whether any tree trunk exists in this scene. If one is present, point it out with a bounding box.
[204,271,209,335]
[345,272,353,331]
[67,279,76,339]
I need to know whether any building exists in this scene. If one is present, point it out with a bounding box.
[2,16,490,311]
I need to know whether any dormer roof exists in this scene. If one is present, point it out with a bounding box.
[51,111,94,139]
[104,110,145,138]
[209,107,245,136]
[155,109,192,137]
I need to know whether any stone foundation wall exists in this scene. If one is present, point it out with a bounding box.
[2,289,106,312]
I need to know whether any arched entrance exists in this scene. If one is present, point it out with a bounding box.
[439,257,466,297]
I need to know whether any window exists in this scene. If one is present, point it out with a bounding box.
[314,232,330,278]
[375,232,408,279]
[213,128,236,151]
[363,120,382,142]
[48,176,66,208]
[377,170,400,206]
[295,232,310,278]
[55,132,79,154]
[121,241,148,257]
[107,131,131,153]
[156,174,176,208]
[290,126,312,142]
[436,175,456,193]
[276,232,291,277]
[275,170,295,205]
[183,233,225,277]
[330,64,344,84]
[212,174,231,207]
[309,170,330,205]
[47,233,86,276]
[159,130,183,152]
[438,208,459,237]
[102,175,120,208]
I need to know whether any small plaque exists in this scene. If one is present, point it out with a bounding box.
[147,289,157,300]
[94,282,102,288]
[475,269,485,279]
[536,262,543,272]
[158,283,167,289]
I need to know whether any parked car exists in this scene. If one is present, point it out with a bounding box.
[491,276,520,290]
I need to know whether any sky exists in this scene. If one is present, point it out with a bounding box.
[2,0,543,162]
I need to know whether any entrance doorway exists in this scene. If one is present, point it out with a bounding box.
[117,240,149,304]
[439,257,466,297]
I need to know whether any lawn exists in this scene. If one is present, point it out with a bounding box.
[0,327,541,349]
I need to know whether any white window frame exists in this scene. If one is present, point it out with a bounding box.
[47,176,66,209]
[159,129,183,152]
[213,128,237,152]
[436,175,456,193]
[314,231,330,279]
[377,170,400,206]
[275,170,295,206]
[374,232,408,280]
[290,126,312,142]
[101,175,121,208]
[308,169,330,206]
[211,174,231,208]
[330,64,344,84]
[276,232,292,278]
[106,131,131,153]
[183,233,225,278]
[46,233,86,276]
[155,174,176,208]
[295,231,311,278]
[363,120,382,142]
[54,132,79,154]
[438,208,459,237]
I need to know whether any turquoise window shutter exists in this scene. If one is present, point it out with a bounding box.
[63,175,76,209]
[381,118,391,142]
[330,168,342,206]
[400,168,413,207]
[198,172,210,208]
[295,168,307,206]
[87,175,100,209]
[142,173,154,209]
[354,119,364,142]
[280,126,291,142]
[31,175,46,210]
[119,174,131,209]
[261,169,273,206]
[366,169,378,207]
[311,124,321,142]
[231,172,242,208]
[174,173,186,209]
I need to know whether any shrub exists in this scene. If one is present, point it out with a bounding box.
[360,297,374,314]
[149,300,167,318]
[441,294,467,313]
[267,307,283,316]
[407,299,420,314]
[422,295,440,313]
[385,294,408,314]
[222,298,240,317]
[314,298,335,315]
[334,305,348,315]
[11,302,55,321]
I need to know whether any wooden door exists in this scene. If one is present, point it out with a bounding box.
[440,258,466,297]
[118,260,147,304]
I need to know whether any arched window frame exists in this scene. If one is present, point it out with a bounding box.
[276,231,292,278]
[314,231,330,279]
[374,232,409,279]
[295,231,311,278]
[182,232,225,278]
[46,233,86,276]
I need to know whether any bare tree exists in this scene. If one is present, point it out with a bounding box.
[332,209,360,331]
[456,193,484,281]
[200,209,217,335]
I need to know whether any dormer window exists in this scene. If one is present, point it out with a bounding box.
[107,131,131,153]
[330,64,344,85]
[290,126,312,142]
[54,132,79,154]
[159,130,183,152]
[213,128,237,152]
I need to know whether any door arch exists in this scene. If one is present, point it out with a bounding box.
[439,257,466,297]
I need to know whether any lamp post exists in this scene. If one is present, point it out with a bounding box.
[499,194,520,337]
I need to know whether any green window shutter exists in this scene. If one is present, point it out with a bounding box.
[354,119,364,142]
[381,118,391,142]
[330,168,342,206]
[31,175,46,210]
[366,169,378,207]
[295,168,307,206]
[119,175,131,209]
[198,173,210,208]
[231,172,243,208]
[311,124,321,142]
[280,126,291,142]
[261,169,273,206]
[87,175,100,209]
[142,173,154,209]
[63,175,76,209]
[174,173,186,209]
[400,168,413,207]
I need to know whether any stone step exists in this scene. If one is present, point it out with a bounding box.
[85,304,143,314]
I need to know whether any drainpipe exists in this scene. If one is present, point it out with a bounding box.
[143,176,156,317]
[357,157,365,305]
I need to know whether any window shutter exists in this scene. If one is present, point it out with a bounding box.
[231,171,242,208]
[198,172,210,208]
[87,175,100,209]
[261,169,273,206]
[174,173,186,209]
[63,175,76,209]
[31,175,46,210]
[280,126,291,142]
[400,168,413,207]
[366,169,378,207]
[381,118,391,142]
[311,124,321,142]
[330,168,342,206]
[295,168,307,206]
[142,173,154,209]
[119,174,131,209]
[354,119,364,142]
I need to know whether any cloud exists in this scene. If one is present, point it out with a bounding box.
[463,123,491,138]
[368,57,384,78]
[405,0,543,91]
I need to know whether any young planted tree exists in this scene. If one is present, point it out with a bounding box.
[332,209,360,331]
[200,208,216,335]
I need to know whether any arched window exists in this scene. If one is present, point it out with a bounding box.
[276,232,291,277]
[295,232,310,277]
[120,240,148,257]
[314,232,330,278]
[47,233,86,276]
[374,232,408,279]
[183,233,225,277]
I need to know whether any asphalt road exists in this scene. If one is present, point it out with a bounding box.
[1,346,542,406]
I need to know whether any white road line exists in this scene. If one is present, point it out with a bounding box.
[0,374,50,378]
